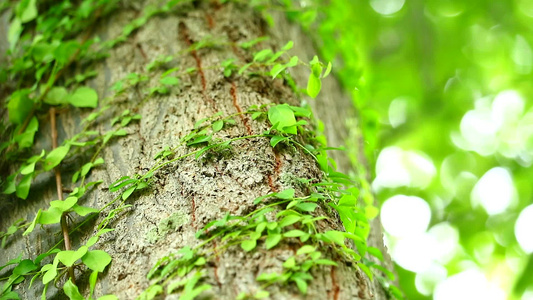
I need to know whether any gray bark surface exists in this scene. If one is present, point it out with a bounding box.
[0,1,392,299]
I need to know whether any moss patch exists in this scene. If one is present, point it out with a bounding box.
[146,211,189,243]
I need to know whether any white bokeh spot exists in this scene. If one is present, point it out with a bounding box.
[373,147,436,191]
[415,263,447,296]
[515,204,533,253]
[471,167,515,215]
[388,97,408,128]
[370,0,405,15]
[381,195,431,238]
[434,269,506,300]
[392,234,434,272]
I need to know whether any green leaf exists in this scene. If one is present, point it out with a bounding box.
[17,0,37,23]
[15,116,39,148]
[255,222,267,234]
[241,239,257,252]
[8,18,22,51]
[80,163,92,178]
[265,234,282,249]
[86,229,113,248]
[367,247,384,261]
[256,272,279,282]
[20,158,39,175]
[323,62,332,78]
[3,175,16,195]
[275,188,295,199]
[44,87,68,105]
[296,245,315,255]
[279,215,300,227]
[338,194,356,207]
[89,270,98,299]
[194,257,206,266]
[50,196,78,212]
[365,205,379,219]
[270,135,287,148]
[68,87,98,108]
[159,76,179,86]
[44,145,70,171]
[39,207,62,224]
[113,129,127,136]
[181,283,211,300]
[282,257,296,269]
[187,134,212,146]
[295,202,317,212]
[238,62,253,75]
[306,73,321,98]
[53,40,80,65]
[253,193,275,204]
[286,56,299,67]
[268,104,297,134]
[23,209,41,236]
[315,259,338,266]
[316,153,328,172]
[72,205,99,216]
[138,285,162,300]
[251,112,263,120]
[63,278,84,300]
[212,120,224,132]
[239,36,268,49]
[289,105,311,117]
[324,231,346,246]
[122,185,136,200]
[294,278,308,294]
[41,262,58,284]
[254,290,270,299]
[253,49,273,62]
[162,68,179,78]
[16,174,32,199]
[358,263,373,281]
[266,222,278,230]
[282,41,294,50]
[57,246,88,267]
[34,249,60,265]
[109,176,136,192]
[270,64,285,79]
[82,250,112,272]
[33,45,55,65]
[13,259,38,275]
[283,230,307,238]
[8,90,33,125]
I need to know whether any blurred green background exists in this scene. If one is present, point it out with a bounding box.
[315,0,533,299]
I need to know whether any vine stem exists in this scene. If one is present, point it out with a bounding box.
[50,107,76,284]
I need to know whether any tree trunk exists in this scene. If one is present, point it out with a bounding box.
[0,1,392,299]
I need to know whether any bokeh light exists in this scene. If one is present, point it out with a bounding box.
[319,0,533,298]
[515,205,533,253]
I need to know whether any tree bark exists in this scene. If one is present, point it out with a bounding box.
[0,1,392,299]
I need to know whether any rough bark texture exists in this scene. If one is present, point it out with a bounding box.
[0,1,392,299]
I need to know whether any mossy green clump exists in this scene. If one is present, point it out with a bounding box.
[146,212,189,244]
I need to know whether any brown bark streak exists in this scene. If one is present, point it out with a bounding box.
[135,43,148,61]
[267,150,283,192]
[230,81,253,135]
[205,13,215,29]
[330,266,340,300]
[178,22,217,112]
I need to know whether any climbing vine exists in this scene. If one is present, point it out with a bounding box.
[0,0,401,300]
